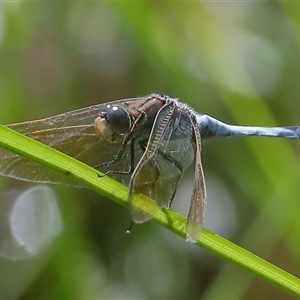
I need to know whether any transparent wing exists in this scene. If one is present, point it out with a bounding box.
[128,103,195,223]
[186,112,206,243]
[0,96,150,186]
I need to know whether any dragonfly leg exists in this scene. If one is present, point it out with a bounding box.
[95,110,147,172]
[97,139,136,177]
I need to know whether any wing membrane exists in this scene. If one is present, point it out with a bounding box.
[128,102,195,223]
[186,112,206,242]
[0,97,150,185]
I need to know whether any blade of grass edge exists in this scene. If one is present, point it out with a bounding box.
[0,124,299,297]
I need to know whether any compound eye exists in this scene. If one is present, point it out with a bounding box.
[95,105,132,138]
[106,105,131,135]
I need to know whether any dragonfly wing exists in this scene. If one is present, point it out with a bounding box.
[0,97,150,185]
[186,112,207,243]
[128,102,195,223]
[128,153,180,223]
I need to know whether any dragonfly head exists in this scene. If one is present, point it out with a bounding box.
[94,104,132,139]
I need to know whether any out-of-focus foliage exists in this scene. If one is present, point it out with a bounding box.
[0,2,299,299]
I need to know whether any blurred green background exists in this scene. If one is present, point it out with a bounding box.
[0,2,300,299]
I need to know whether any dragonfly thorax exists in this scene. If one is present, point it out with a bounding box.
[94,104,132,139]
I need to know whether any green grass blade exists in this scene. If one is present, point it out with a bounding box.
[0,124,299,297]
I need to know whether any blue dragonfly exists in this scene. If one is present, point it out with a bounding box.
[1,94,299,242]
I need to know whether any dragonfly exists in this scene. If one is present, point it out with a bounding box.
[0,93,299,242]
